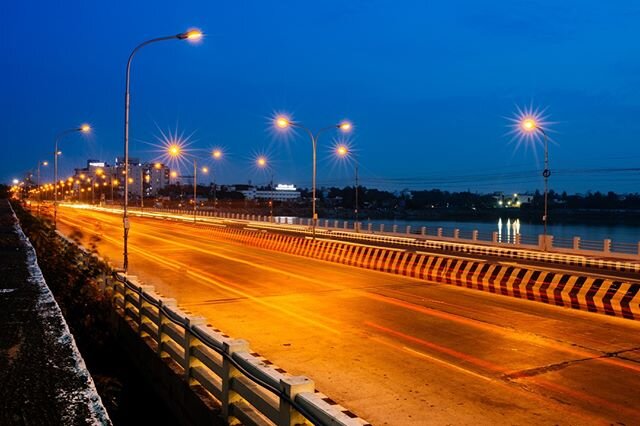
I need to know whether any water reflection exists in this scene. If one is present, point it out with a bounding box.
[498,218,520,244]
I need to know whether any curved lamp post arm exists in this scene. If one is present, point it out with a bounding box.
[122,30,199,272]
[288,122,343,240]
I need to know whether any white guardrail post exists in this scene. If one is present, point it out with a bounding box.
[279,376,315,426]
[573,236,581,250]
[221,339,250,422]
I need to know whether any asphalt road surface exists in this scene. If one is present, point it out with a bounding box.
[56,205,640,425]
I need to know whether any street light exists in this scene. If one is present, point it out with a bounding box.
[517,114,551,249]
[36,160,48,216]
[167,146,208,223]
[335,144,360,231]
[274,115,352,239]
[54,125,91,228]
[122,28,203,272]
[211,149,223,214]
[256,155,274,220]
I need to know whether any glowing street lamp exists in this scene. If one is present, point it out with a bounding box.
[211,149,223,213]
[35,160,48,216]
[53,124,91,227]
[516,112,551,248]
[274,114,352,239]
[122,29,203,272]
[256,155,275,220]
[166,145,208,223]
[335,144,361,230]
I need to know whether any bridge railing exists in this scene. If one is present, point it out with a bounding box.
[55,230,369,426]
[66,204,640,261]
[109,273,369,426]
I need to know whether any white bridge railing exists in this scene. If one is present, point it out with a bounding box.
[110,273,369,426]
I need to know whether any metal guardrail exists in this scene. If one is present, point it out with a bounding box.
[56,233,370,426]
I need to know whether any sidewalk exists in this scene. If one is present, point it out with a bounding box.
[0,200,110,425]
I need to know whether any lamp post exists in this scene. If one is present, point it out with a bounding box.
[54,124,91,228]
[122,28,202,272]
[36,160,48,216]
[166,144,207,223]
[211,149,222,215]
[256,156,274,221]
[519,116,551,249]
[335,144,360,231]
[274,116,352,239]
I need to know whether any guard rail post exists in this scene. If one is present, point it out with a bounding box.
[421,226,426,236]
[573,236,581,250]
[379,224,384,233]
[138,285,154,338]
[279,376,315,426]
[515,233,521,245]
[392,224,398,233]
[367,223,372,233]
[437,227,443,237]
[157,298,177,357]
[453,229,460,239]
[344,221,348,229]
[221,339,250,422]
[406,225,411,235]
[472,230,478,241]
[334,220,339,228]
[183,317,207,382]
[604,239,612,254]
[156,300,164,356]
[492,231,498,243]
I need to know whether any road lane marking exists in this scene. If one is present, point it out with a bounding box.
[402,346,494,382]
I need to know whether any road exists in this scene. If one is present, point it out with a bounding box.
[56,205,640,425]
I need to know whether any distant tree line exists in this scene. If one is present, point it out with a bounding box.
[154,183,640,211]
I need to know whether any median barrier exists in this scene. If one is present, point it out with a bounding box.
[195,224,640,321]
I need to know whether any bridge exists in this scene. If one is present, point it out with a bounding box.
[50,203,640,425]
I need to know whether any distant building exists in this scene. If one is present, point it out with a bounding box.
[494,192,533,208]
[256,184,301,202]
[225,183,301,201]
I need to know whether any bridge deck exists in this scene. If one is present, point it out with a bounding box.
[57,205,640,425]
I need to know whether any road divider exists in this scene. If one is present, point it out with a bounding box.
[199,223,640,321]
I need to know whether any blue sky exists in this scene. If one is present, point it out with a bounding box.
[2,1,639,193]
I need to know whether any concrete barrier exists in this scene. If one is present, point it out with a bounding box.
[199,224,640,321]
